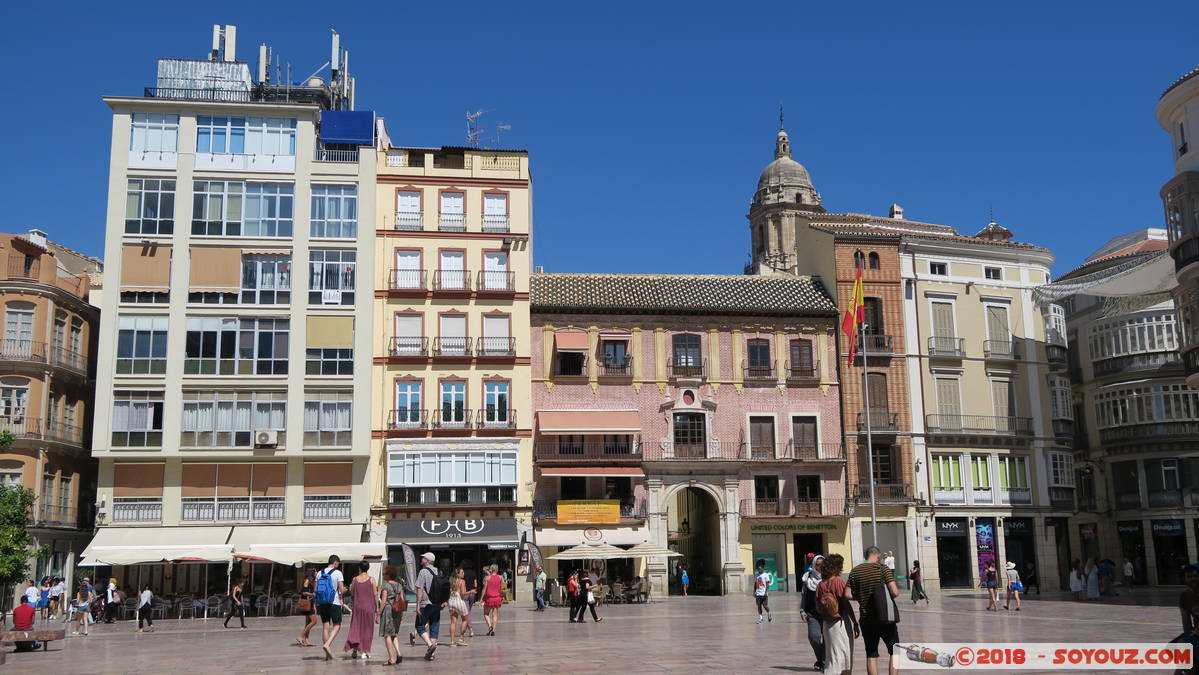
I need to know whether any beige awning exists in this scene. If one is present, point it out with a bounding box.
[307,315,355,349]
[81,526,233,565]
[230,524,380,565]
[189,247,242,291]
[554,330,589,352]
[121,243,171,289]
[537,410,640,434]
[547,543,630,560]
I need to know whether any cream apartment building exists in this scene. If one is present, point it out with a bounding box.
[902,223,1073,591]
[83,29,380,595]
[370,127,533,596]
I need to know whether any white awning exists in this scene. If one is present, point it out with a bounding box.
[1035,251,1176,303]
[81,526,233,565]
[232,523,381,565]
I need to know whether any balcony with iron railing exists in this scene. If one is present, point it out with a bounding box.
[476,336,516,357]
[432,269,471,292]
[739,497,847,518]
[854,483,914,501]
[387,408,428,431]
[1049,486,1075,509]
[389,336,429,358]
[856,409,898,432]
[858,334,894,354]
[438,212,467,232]
[533,497,647,522]
[741,442,790,460]
[983,340,1021,360]
[0,416,42,440]
[599,356,633,377]
[388,268,426,291]
[1099,421,1199,445]
[393,211,424,231]
[181,497,285,522]
[477,270,516,292]
[476,408,516,429]
[785,360,819,381]
[1092,351,1182,377]
[304,495,352,521]
[45,421,84,447]
[143,86,251,102]
[534,438,641,461]
[50,346,87,375]
[928,336,965,357]
[482,214,510,233]
[649,439,738,460]
[925,414,1034,436]
[433,408,473,430]
[1046,344,1068,369]
[313,147,360,163]
[433,336,472,358]
[111,497,162,523]
[39,504,77,528]
[667,358,706,380]
[0,339,46,365]
[790,442,846,462]
[1052,418,1075,438]
[742,359,775,382]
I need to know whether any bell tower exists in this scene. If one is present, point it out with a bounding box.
[747,116,824,275]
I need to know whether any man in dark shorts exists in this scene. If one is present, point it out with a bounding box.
[317,554,346,660]
[847,546,900,675]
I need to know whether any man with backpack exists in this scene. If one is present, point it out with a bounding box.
[847,546,901,675]
[316,554,346,660]
[410,552,449,661]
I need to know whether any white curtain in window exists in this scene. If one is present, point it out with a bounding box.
[232,401,252,431]
[303,401,319,431]
[440,192,464,214]
[483,193,506,215]
[397,191,420,213]
[113,401,131,432]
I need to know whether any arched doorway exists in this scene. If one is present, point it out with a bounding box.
[667,485,722,595]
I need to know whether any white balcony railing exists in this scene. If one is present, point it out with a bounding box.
[111,497,162,523]
[181,497,284,522]
[304,495,351,520]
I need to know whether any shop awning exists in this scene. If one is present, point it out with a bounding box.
[539,467,645,477]
[537,410,640,434]
[625,542,682,558]
[230,524,380,565]
[553,330,589,352]
[81,526,233,565]
[547,543,629,560]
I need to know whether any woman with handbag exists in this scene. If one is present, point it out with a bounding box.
[296,570,317,646]
[224,578,246,629]
[816,554,858,675]
[582,569,602,623]
[1003,561,1023,611]
[378,566,405,665]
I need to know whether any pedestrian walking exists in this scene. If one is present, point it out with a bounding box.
[1175,563,1199,657]
[48,576,64,620]
[534,565,547,611]
[754,559,773,624]
[1069,561,1085,600]
[581,568,602,623]
[1003,561,1023,611]
[982,561,999,611]
[462,561,478,638]
[909,561,929,605]
[38,577,51,620]
[799,555,825,672]
[816,554,857,675]
[224,578,246,628]
[377,566,405,665]
[317,554,347,661]
[1123,558,1135,591]
[1024,561,1040,595]
[680,563,690,596]
[72,580,93,636]
[136,584,155,632]
[883,551,896,573]
[567,570,583,623]
[447,568,470,647]
[296,569,317,647]
[410,551,445,661]
[1085,558,1101,601]
[343,562,376,659]
[482,563,505,633]
[847,546,901,675]
[104,578,121,623]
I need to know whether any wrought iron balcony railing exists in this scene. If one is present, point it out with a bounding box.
[667,359,706,379]
[387,408,428,431]
[388,268,426,290]
[928,336,964,357]
[983,340,1021,360]
[476,336,516,357]
[856,410,898,431]
[432,269,471,292]
[477,270,516,292]
[534,440,641,460]
[925,414,1034,436]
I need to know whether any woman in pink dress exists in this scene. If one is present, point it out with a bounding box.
[481,564,503,636]
[343,562,377,659]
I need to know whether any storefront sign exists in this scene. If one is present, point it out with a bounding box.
[1003,517,1033,534]
[1117,521,1142,536]
[747,522,838,532]
[386,518,518,544]
[557,500,621,525]
[1152,519,1183,537]
[534,526,647,547]
[936,518,968,537]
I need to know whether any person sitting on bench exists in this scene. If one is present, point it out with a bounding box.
[11,596,41,651]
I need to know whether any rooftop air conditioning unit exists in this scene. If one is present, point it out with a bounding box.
[254,430,278,447]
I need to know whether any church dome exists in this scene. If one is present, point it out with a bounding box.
[758,154,813,191]
[752,126,821,211]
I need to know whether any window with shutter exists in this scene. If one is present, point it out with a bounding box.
[931,302,955,337]
[749,416,775,457]
[863,297,884,334]
[986,305,1010,343]
[936,377,962,422]
[789,339,814,377]
[866,372,889,413]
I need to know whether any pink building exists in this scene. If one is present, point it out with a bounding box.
[530,273,845,596]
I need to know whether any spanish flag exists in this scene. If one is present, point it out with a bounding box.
[841,256,865,366]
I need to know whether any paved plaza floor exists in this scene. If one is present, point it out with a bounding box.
[5,588,1189,673]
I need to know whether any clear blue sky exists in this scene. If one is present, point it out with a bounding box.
[5,1,1196,275]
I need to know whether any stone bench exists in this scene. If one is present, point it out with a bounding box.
[0,628,67,651]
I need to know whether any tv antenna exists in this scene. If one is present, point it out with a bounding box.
[491,122,511,148]
[466,109,492,148]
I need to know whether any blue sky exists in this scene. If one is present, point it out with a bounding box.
[4,1,1196,274]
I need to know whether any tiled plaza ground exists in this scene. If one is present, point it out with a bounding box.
[5,588,1189,673]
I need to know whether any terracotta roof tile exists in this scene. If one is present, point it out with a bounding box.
[531,273,836,316]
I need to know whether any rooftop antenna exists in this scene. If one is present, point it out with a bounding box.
[466,110,492,148]
[491,122,511,148]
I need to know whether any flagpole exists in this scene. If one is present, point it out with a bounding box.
[859,298,879,551]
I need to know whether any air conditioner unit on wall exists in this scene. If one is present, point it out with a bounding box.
[255,430,278,447]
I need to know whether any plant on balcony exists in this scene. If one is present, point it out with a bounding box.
[0,483,48,612]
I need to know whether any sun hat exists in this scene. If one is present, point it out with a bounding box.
[1005,561,1016,570]
[421,552,436,563]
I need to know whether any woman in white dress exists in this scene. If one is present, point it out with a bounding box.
[447,568,470,647]
[816,554,858,675]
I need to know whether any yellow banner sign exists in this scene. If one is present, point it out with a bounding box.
[557,500,621,525]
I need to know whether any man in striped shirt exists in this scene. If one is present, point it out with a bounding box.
[848,546,900,675]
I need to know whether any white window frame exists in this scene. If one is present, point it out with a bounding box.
[308,249,356,305]
[111,390,164,447]
[130,113,179,153]
[310,185,358,238]
[394,381,423,425]
[241,254,291,305]
[984,266,1002,281]
[1047,451,1075,487]
[243,183,294,237]
[929,261,948,276]
[387,450,518,487]
[439,381,467,425]
[181,391,286,448]
[116,315,169,375]
[483,381,510,425]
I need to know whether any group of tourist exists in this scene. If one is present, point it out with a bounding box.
[1068,556,1133,600]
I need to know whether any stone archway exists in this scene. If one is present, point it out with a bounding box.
[656,481,728,595]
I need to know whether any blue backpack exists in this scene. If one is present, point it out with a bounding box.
[316,569,336,605]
